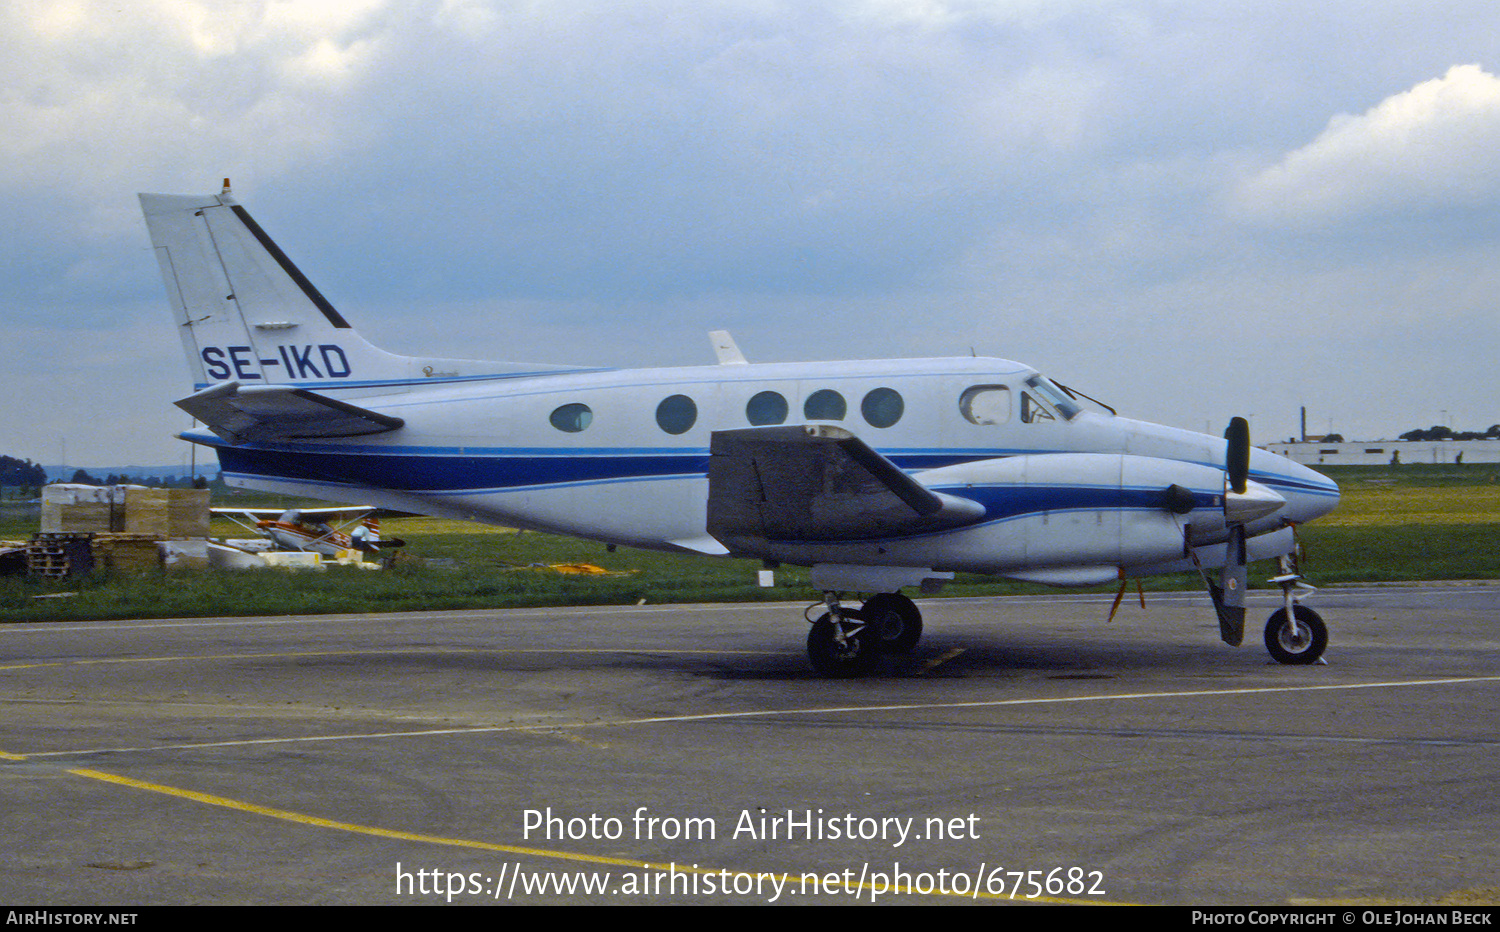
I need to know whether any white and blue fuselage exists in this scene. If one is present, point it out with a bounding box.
[184,355,1337,584]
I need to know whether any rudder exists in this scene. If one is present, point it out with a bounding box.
[140,181,577,394]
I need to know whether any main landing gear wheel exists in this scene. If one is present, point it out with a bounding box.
[860,593,923,653]
[807,612,880,678]
[1264,605,1327,665]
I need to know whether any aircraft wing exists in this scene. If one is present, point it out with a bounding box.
[209,506,378,519]
[706,425,985,547]
[176,381,404,444]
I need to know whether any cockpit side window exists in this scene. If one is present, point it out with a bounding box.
[959,386,1011,425]
[1023,375,1081,421]
[1020,392,1055,424]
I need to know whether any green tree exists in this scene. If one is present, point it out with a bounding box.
[1,455,46,488]
[1,455,47,497]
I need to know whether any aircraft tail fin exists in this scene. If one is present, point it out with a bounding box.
[140,181,576,392]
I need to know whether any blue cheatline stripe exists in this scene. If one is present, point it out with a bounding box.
[1255,473,1340,497]
[185,431,1032,461]
[216,444,1221,517]
[933,484,1219,522]
[215,446,713,492]
[191,429,1335,496]
[205,442,1004,493]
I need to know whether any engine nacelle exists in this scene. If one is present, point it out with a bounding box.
[912,453,1231,580]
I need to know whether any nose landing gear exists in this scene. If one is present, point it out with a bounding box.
[1264,556,1328,665]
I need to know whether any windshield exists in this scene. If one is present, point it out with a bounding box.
[1024,375,1082,420]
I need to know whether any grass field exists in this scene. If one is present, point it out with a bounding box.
[2,462,1496,622]
[1288,464,1500,584]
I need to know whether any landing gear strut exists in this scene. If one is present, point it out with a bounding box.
[805,591,925,676]
[807,593,878,677]
[1264,554,1328,665]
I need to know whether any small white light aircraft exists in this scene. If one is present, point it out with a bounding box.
[140,182,1340,675]
[210,505,395,557]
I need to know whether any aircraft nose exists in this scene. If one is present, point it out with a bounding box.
[1284,460,1341,523]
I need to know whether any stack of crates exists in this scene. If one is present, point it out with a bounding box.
[32,485,212,576]
[41,485,209,537]
[164,488,211,538]
[40,485,115,533]
[92,534,162,574]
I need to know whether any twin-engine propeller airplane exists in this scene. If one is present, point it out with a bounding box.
[140,181,1340,675]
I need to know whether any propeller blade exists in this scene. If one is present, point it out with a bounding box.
[1210,525,1248,646]
[1220,416,1284,524]
[1224,416,1250,495]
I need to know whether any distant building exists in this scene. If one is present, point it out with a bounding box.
[1264,440,1500,466]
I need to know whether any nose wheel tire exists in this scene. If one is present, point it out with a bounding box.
[807,613,880,677]
[1264,605,1327,665]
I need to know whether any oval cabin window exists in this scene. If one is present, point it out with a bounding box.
[861,387,904,428]
[746,391,789,426]
[655,394,698,435]
[549,403,593,433]
[959,386,1011,425]
[803,389,847,421]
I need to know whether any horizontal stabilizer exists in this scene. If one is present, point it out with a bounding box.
[176,381,404,444]
[707,425,985,546]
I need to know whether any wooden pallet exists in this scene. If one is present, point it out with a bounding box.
[27,533,96,578]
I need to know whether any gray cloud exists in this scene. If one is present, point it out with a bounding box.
[4,0,1500,464]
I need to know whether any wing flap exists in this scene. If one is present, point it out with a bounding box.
[176,381,404,444]
[707,425,984,546]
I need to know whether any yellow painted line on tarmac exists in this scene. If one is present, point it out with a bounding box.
[0,748,26,760]
[921,648,966,673]
[0,649,438,671]
[69,766,648,866]
[64,766,1111,904]
[0,647,775,672]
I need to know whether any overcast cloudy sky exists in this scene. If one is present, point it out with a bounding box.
[5,0,1500,468]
